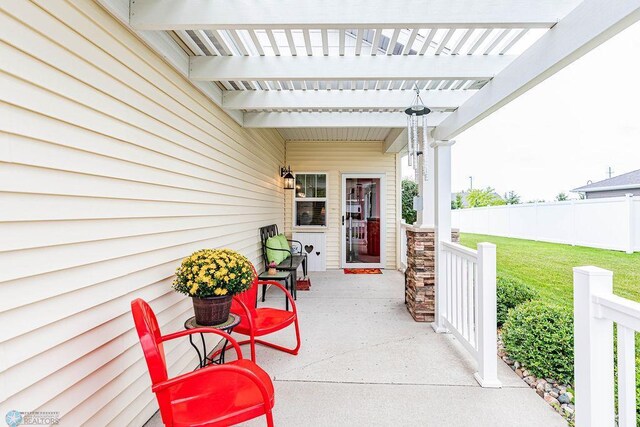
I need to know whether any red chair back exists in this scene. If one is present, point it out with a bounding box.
[231,263,259,316]
[131,299,170,391]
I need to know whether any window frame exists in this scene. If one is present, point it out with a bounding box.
[293,172,328,229]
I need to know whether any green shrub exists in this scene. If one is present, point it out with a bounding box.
[496,276,538,326]
[401,179,418,224]
[502,301,574,384]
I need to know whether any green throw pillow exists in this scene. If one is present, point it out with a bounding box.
[275,234,291,259]
[266,236,286,264]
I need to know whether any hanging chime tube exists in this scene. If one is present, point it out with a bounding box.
[422,114,428,181]
[407,115,413,167]
[412,114,418,168]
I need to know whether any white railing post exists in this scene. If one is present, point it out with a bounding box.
[474,242,501,388]
[617,324,636,427]
[432,140,454,333]
[573,266,615,427]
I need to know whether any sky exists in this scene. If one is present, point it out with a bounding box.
[403,21,640,202]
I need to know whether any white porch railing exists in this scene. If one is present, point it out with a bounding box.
[440,241,501,388]
[350,219,367,243]
[574,266,639,427]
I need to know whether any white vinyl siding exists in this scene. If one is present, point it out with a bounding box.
[0,1,284,426]
[284,141,398,269]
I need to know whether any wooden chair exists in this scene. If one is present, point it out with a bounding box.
[131,299,275,426]
[230,264,301,362]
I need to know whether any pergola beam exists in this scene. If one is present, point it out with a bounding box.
[223,90,472,110]
[190,55,512,81]
[243,112,447,128]
[130,0,581,30]
[434,0,640,140]
[383,129,408,153]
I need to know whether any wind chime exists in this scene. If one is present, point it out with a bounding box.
[405,87,431,181]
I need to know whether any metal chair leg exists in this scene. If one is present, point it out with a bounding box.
[292,269,297,301]
[284,274,290,311]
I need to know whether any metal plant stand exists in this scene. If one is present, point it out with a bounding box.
[184,313,241,368]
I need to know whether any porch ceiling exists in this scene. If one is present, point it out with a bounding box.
[103,0,640,145]
[277,128,393,142]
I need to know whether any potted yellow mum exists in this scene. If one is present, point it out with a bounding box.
[173,249,254,325]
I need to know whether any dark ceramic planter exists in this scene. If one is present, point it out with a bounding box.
[191,295,232,326]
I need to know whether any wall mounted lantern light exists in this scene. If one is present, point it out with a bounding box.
[281,166,295,190]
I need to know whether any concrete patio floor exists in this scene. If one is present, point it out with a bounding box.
[146,270,565,426]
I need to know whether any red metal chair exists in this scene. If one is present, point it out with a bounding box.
[131,299,275,426]
[230,264,301,362]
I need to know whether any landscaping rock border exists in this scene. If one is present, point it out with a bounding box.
[497,332,575,424]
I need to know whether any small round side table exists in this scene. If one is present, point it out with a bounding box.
[184,313,241,368]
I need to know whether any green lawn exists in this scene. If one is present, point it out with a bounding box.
[458,233,640,307]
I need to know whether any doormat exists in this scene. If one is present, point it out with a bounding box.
[344,268,382,274]
[296,277,311,291]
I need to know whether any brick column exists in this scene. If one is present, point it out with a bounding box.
[405,226,459,322]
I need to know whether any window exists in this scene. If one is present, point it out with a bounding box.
[294,173,327,227]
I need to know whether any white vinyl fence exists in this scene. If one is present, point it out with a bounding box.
[452,195,640,253]
[440,242,501,388]
[574,266,639,427]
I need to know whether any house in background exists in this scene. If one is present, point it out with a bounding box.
[572,168,640,199]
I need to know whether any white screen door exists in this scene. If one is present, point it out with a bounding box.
[341,174,385,268]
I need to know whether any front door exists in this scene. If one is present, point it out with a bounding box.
[341,174,385,268]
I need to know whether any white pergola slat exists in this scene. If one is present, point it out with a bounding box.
[434,0,640,140]
[222,90,473,110]
[130,0,581,30]
[243,111,447,128]
[110,0,640,142]
[189,55,513,81]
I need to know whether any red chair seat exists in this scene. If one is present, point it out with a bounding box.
[235,308,296,336]
[168,359,275,427]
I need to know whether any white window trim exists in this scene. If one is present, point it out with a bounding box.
[293,172,328,229]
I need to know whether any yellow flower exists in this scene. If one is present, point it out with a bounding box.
[220,288,228,295]
[229,273,236,279]
[214,287,223,295]
[190,283,199,295]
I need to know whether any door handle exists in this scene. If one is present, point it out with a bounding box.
[342,215,345,226]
